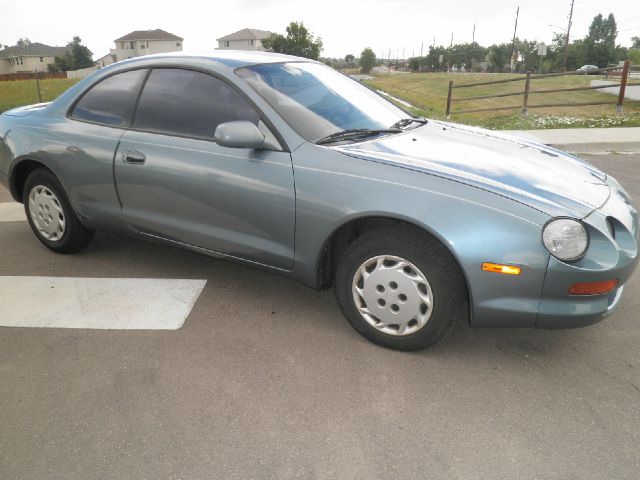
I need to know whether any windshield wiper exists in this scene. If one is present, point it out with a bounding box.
[390,117,429,129]
[316,128,401,145]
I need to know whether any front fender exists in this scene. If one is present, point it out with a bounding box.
[290,143,551,327]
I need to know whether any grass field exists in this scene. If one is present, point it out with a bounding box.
[367,73,640,129]
[1,74,638,130]
[0,78,80,113]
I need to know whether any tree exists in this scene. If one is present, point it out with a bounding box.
[425,45,448,71]
[631,36,640,49]
[630,48,640,66]
[344,53,356,67]
[50,36,93,72]
[69,36,93,69]
[583,13,618,67]
[486,43,510,72]
[446,42,487,72]
[262,22,323,60]
[16,37,31,48]
[359,48,375,74]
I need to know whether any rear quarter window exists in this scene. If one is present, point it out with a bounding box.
[70,69,148,127]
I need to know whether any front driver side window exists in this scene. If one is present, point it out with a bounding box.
[132,68,260,140]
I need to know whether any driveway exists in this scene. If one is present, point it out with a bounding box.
[1,153,639,479]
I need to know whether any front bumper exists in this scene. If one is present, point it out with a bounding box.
[536,177,639,328]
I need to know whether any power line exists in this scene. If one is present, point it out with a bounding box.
[617,16,640,23]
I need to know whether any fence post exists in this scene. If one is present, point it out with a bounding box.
[521,71,531,115]
[616,60,630,114]
[445,80,454,118]
[35,70,42,103]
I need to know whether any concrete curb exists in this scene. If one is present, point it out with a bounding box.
[548,143,640,154]
[504,127,640,154]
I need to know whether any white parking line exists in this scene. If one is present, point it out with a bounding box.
[0,277,207,330]
[0,202,25,222]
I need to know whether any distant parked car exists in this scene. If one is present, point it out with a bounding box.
[0,51,638,350]
[577,64,600,74]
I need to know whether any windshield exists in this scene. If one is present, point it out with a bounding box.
[236,62,407,142]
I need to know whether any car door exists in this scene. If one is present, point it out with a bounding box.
[62,69,148,225]
[114,68,296,270]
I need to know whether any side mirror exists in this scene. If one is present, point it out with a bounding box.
[213,121,265,149]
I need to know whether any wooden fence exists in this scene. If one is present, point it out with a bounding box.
[0,72,67,82]
[446,61,640,117]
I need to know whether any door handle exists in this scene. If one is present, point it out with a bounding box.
[122,150,146,165]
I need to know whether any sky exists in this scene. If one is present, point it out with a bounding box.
[0,0,639,59]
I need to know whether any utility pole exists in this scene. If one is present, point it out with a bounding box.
[510,6,520,72]
[450,32,454,48]
[419,41,424,72]
[561,0,575,72]
[472,23,476,43]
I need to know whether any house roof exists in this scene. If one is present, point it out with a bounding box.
[95,53,115,61]
[114,29,183,42]
[0,42,69,58]
[217,28,273,42]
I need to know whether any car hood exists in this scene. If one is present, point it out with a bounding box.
[333,121,610,218]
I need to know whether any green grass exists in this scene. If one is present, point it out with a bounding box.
[0,78,80,113]
[367,73,640,129]
[2,74,638,130]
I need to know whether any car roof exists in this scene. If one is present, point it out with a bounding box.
[115,50,313,69]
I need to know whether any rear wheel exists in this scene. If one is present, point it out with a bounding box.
[335,227,467,351]
[23,169,94,253]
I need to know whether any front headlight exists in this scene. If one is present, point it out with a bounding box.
[542,218,589,261]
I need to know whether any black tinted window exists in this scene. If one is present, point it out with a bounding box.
[133,68,259,140]
[71,69,147,127]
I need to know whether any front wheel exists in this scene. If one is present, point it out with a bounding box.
[335,227,468,351]
[23,168,94,253]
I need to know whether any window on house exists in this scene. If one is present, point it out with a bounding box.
[70,69,148,127]
[140,42,146,48]
[39,57,44,62]
[225,41,230,47]
[130,41,135,49]
[176,42,181,47]
[250,40,254,46]
[132,68,259,140]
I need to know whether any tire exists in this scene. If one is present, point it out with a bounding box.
[23,168,94,253]
[334,226,468,351]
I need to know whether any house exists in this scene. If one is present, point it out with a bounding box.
[0,42,69,74]
[109,29,183,63]
[216,28,273,51]
[95,53,116,67]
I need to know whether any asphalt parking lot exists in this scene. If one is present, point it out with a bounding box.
[1,153,639,480]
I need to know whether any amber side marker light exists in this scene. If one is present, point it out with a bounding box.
[481,263,522,275]
[568,279,619,296]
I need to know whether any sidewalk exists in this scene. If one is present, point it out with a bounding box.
[505,127,640,154]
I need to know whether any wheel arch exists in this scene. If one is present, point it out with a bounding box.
[9,158,55,203]
[315,215,472,309]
